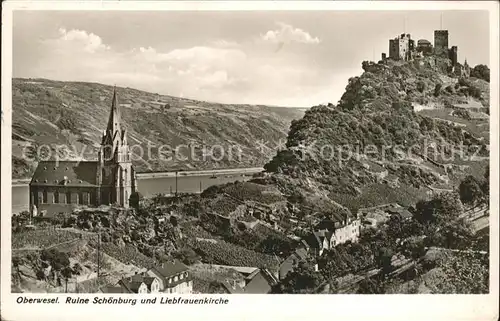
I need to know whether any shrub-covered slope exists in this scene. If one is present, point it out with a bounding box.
[264,57,489,212]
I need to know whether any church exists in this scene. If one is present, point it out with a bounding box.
[29,88,137,216]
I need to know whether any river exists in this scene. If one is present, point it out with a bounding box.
[11,168,263,214]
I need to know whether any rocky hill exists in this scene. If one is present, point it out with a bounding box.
[12,78,305,179]
[262,56,490,213]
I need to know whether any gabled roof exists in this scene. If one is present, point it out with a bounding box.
[142,276,157,287]
[118,278,145,293]
[243,269,277,294]
[120,274,159,292]
[294,247,308,261]
[151,260,189,279]
[30,161,99,187]
[245,269,261,281]
[100,286,127,293]
[221,280,245,294]
[279,251,307,280]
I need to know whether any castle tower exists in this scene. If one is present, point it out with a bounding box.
[97,87,136,207]
[388,33,412,61]
[434,30,449,57]
[449,46,458,66]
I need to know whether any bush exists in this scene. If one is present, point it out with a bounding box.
[416,81,426,93]
[459,175,484,205]
[40,249,70,271]
[433,83,442,97]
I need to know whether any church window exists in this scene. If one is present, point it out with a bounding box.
[54,191,59,204]
[66,192,71,204]
[82,192,89,205]
[42,190,48,203]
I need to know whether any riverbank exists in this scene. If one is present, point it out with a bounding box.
[136,167,263,179]
[11,167,259,214]
[12,167,264,185]
[12,179,30,186]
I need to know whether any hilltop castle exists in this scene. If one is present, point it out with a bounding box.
[29,88,137,216]
[383,29,470,78]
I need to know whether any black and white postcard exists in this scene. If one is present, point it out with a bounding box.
[1,1,498,321]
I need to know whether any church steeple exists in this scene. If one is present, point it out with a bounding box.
[106,86,121,136]
[100,86,129,163]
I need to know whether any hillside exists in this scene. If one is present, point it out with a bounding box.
[263,56,490,213]
[11,78,305,179]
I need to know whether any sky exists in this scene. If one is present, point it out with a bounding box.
[13,10,490,107]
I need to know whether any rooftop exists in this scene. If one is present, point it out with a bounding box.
[30,161,99,187]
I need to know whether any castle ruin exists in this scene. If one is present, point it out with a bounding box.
[388,33,414,61]
[382,29,469,78]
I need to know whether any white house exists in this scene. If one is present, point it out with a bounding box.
[146,260,193,294]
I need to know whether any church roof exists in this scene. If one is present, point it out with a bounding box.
[30,161,99,187]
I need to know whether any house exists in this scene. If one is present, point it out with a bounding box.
[98,286,128,293]
[386,207,413,220]
[221,268,278,294]
[221,280,245,294]
[358,203,413,227]
[114,273,161,294]
[146,260,193,294]
[243,269,278,294]
[279,246,310,280]
[306,212,361,255]
[29,88,137,216]
[117,277,147,294]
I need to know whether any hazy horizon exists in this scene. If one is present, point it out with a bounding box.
[14,10,489,107]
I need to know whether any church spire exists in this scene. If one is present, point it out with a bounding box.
[106,86,120,136]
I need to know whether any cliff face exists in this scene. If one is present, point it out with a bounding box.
[11,78,304,179]
[264,57,489,212]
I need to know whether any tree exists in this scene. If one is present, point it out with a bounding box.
[470,64,490,82]
[61,266,73,292]
[433,83,442,97]
[402,236,426,260]
[169,215,178,227]
[129,192,143,209]
[428,218,474,250]
[375,247,394,277]
[459,175,484,205]
[174,247,199,265]
[274,261,325,294]
[258,235,293,256]
[41,249,70,272]
[416,81,426,93]
[414,192,464,224]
